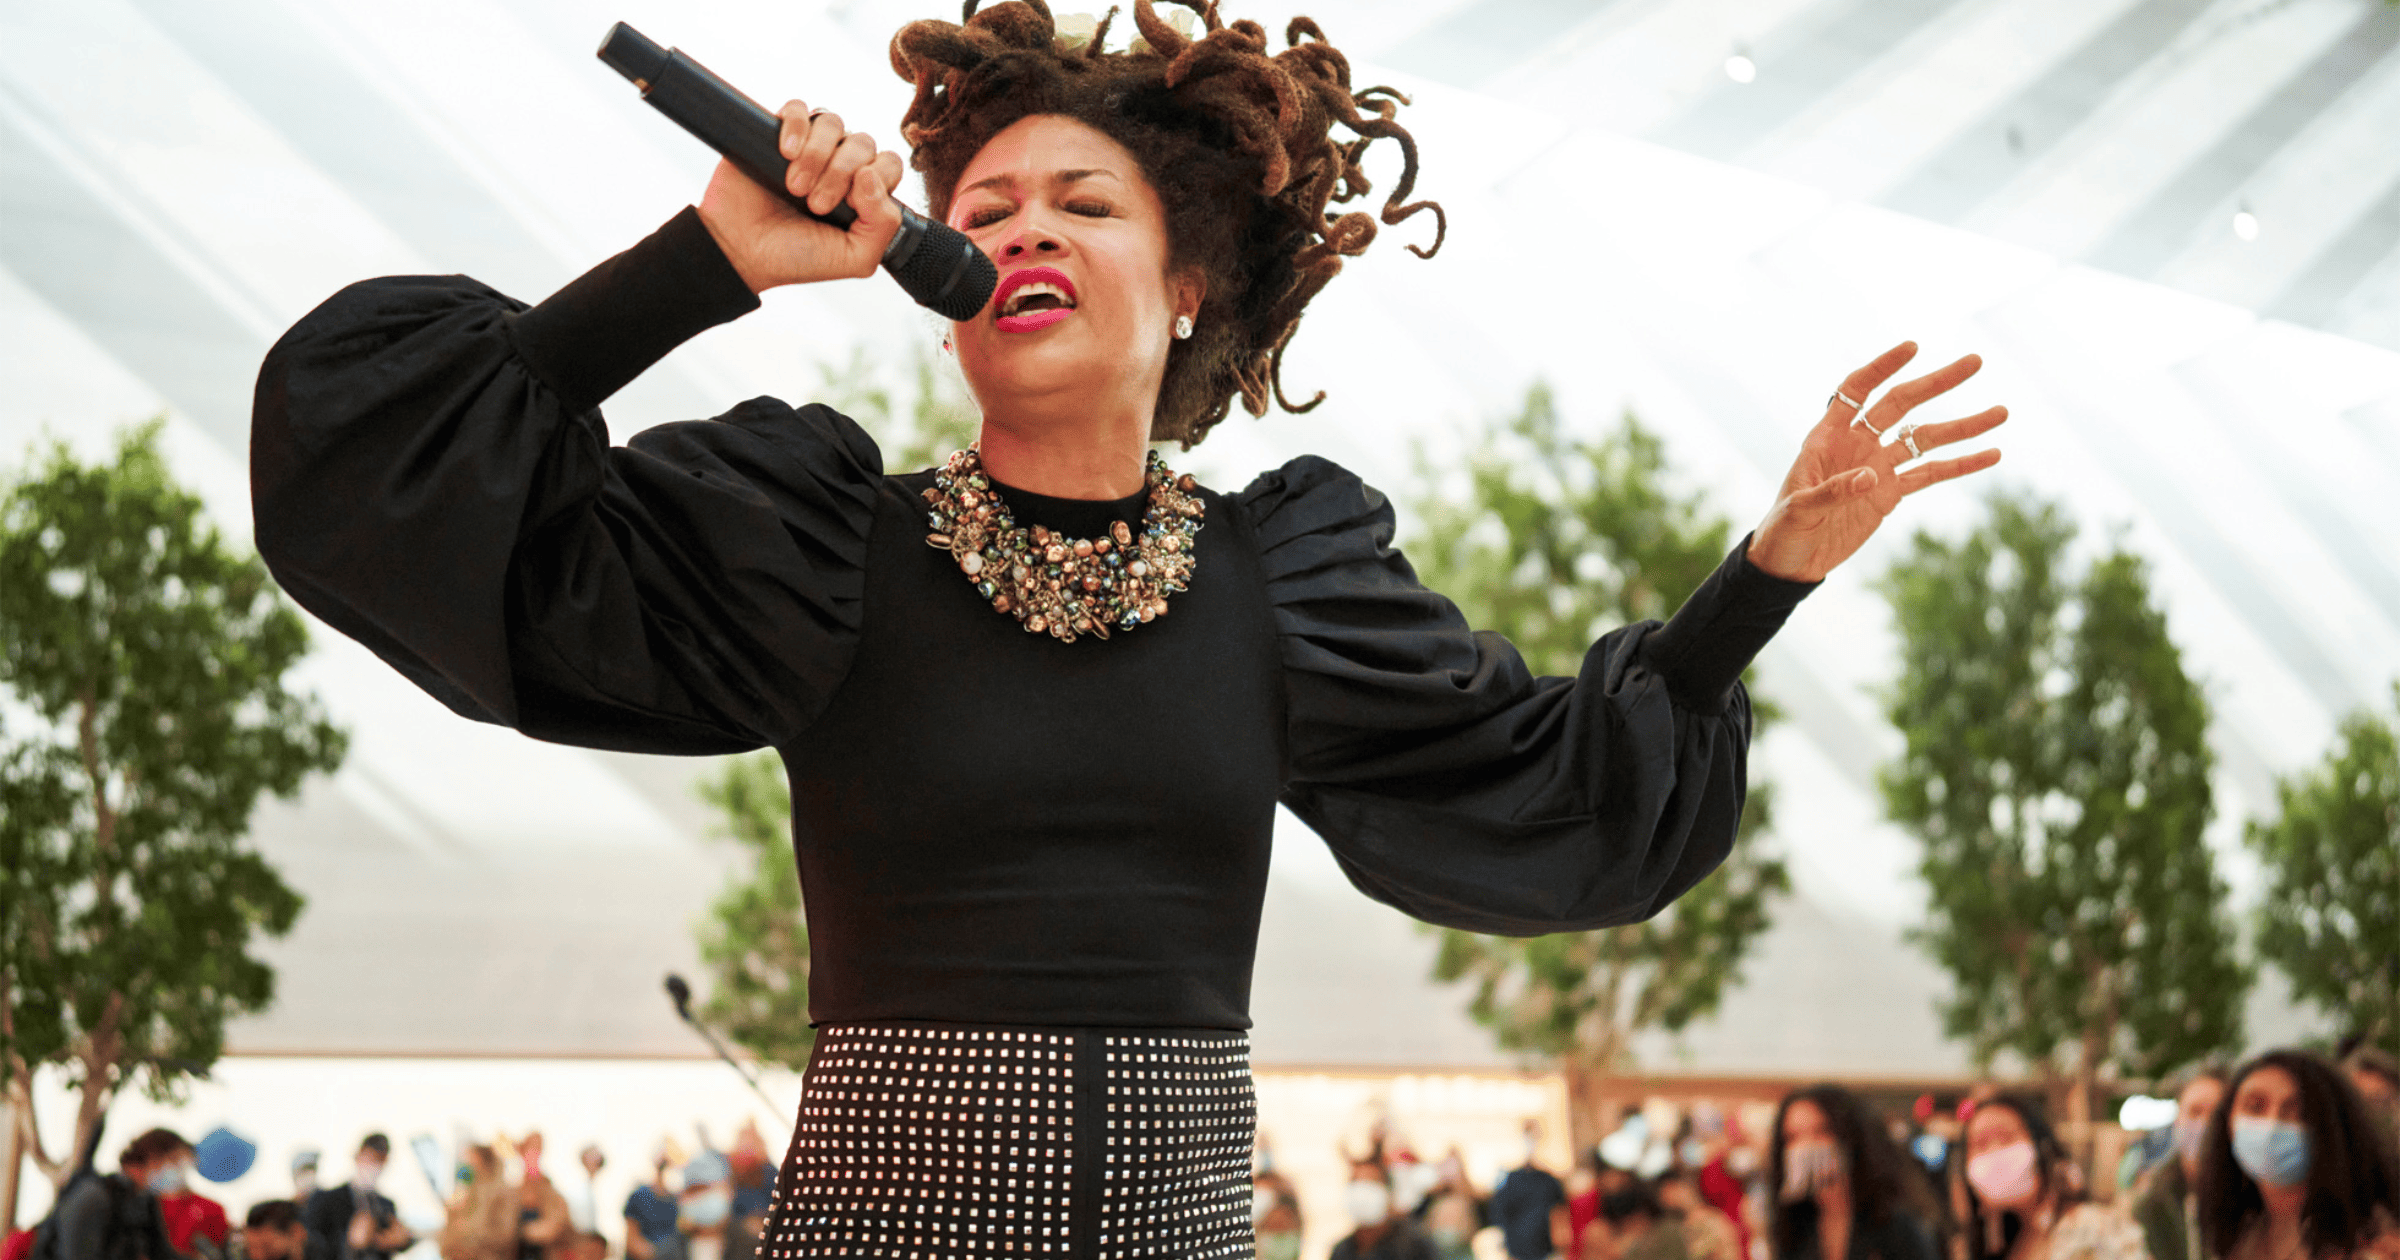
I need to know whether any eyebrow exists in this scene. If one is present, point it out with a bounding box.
[958,168,1123,198]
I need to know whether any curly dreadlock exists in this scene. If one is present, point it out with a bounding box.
[890,0,1444,447]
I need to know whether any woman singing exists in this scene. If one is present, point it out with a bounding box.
[250,2,2007,1255]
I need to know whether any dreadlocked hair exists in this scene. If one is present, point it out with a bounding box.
[891,0,1444,447]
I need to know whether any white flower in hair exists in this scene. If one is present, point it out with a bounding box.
[1051,6,1199,55]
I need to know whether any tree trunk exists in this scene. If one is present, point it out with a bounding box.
[1565,1060,1602,1156]
[2,1097,21,1233]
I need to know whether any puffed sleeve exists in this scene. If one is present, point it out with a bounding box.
[251,207,881,755]
[1237,455,1816,936]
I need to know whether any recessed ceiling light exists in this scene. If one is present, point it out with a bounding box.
[1725,50,1756,84]
[2232,204,2259,241]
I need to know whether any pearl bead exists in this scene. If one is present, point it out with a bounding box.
[1073,540,1093,558]
[960,553,984,575]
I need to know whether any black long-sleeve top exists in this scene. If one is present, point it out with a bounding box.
[250,207,1816,1031]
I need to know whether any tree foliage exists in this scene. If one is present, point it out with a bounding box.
[813,343,981,472]
[1410,384,1787,1144]
[1878,493,2246,1136]
[2247,684,2400,1056]
[0,422,346,1190]
[694,752,812,1072]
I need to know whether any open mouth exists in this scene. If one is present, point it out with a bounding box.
[993,266,1078,332]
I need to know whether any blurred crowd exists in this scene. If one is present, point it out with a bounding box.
[1272,1044,2400,1260]
[5,1042,2392,1260]
[3,1120,784,1260]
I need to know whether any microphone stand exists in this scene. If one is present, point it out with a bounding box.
[664,974,789,1122]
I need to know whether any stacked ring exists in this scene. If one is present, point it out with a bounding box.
[1897,424,1923,460]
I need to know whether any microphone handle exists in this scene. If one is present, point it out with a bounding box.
[597,22,994,321]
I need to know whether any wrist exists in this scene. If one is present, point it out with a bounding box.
[696,201,772,295]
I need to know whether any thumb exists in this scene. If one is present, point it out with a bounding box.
[1788,466,1876,514]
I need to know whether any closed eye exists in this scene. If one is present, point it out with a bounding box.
[963,205,1011,229]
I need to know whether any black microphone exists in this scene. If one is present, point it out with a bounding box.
[597,22,996,322]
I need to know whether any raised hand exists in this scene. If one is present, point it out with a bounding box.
[696,100,906,294]
[1746,341,2008,583]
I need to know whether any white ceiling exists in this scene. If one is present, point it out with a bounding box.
[1,0,2380,1073]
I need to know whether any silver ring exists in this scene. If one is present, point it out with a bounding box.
[1898,424,1922,460]
[1829,389,1863,412]
[1852,411,1887,438]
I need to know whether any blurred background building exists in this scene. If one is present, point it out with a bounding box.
[6,0,2398,1254]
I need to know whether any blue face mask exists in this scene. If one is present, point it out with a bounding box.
[681,1189,732,1229]
[2230,1117,2310,1187]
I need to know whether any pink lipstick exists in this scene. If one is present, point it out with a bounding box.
[992,265,1078,334]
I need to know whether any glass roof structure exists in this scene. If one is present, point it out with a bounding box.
[3,0,2392,1073]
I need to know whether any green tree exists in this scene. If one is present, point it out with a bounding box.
[814,343,981,472]
[694,752,812,1071]
[0,422,347,1226]
[1878,493,2247,1159]
[1411,384,1788,1149]
[2247,684,2400,1056]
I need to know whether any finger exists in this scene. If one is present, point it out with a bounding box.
[1821,341,1920,429]
[1898,449,2002,496]
[777,100,813,159]
[849,162,902,265]
[873,149,904,193]
[1864,352,1983,429]
[811,131,879,216]
[786,110,847,203]
[1897,405,2009,457]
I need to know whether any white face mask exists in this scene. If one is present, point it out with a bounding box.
[1345,1181,1392,1226]
[1251,1188,1273,1225]
[1780,1141,1842,1203]
[354,1162,383,1193]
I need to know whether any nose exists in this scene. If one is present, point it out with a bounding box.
[998,224,1066,260]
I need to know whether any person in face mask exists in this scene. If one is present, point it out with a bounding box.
[437,1146,518,1260]
[662,1151,746,1260]
[50,1127,180,1260]
[2131,1066,2230,1260]
[1955,1094,2140,1260]
[1253,1146,1307,1260]
[510,1134,572,1260]
[146,1134,230,1260]
[1417,1147,1487,1260]
[1769,1086,1942,1260]
[1332,1162,1439,1260]
[302,1136,411,1260]
[2195,1050,2400,1260]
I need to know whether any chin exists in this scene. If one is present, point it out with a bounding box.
[966,328,1117,397]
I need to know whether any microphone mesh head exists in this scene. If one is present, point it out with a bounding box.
[889,223,998,322]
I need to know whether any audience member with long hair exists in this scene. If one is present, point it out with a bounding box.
[2195,1050,2398,1260]
[1769,1085,1944,1260]
[1955,1093,2143,1260]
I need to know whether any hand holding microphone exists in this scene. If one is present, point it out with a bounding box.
[598,23,996,320]
[698,103,904,295]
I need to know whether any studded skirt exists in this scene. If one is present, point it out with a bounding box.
[760,1022,1256,1260]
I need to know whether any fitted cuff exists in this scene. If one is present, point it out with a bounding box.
[1639,533,1818,713]
[507,206,760,413]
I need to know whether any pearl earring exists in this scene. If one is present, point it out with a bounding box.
[1173,315,1194,340]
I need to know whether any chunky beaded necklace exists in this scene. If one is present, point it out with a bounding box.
[922,445,1204,644]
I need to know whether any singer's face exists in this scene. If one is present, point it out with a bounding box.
[946,115,1193,422]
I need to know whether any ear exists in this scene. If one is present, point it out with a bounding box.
[1172,266,1207,323]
